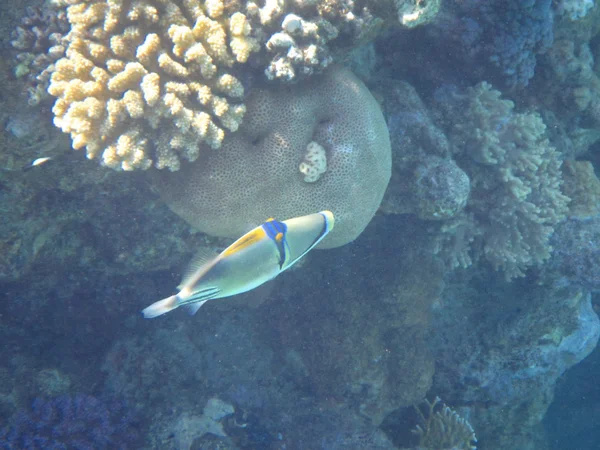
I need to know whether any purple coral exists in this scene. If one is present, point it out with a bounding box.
[0,394,139,450]
[11,3,69,105]
[433,0,554,88]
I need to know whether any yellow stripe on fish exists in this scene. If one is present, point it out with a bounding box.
[221,227,268,257]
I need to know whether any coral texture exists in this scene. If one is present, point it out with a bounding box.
[431,0,554,88]
[556,0,595,20]
[254,0,440,81]
[546,161,600,290]
[10,1,69,106]
[561,160,600,218]
[448,82,570,278]
[413,397,477,450]
[543,39,600,135]
[430,278,600,448]
[42,0,439,171]
[154,66,391,249]
[412,156,470,220]
[48,0,252,170]
[548,216,600,291]
[0,394,138,449]
[299,140,327,183]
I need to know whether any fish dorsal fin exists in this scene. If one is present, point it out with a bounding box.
[177,248,218,289]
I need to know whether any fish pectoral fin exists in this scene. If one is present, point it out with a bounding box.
[178,249,219,288]
[185,300,208,315]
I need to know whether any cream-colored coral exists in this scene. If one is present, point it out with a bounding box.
[48,0,259,171]
[155,66,391,249]
[397,0,441,28]
[413,397,477,450]
[299,141,327,182]
[452,82,570,279]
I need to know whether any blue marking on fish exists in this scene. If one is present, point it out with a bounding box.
[262,219,289,269]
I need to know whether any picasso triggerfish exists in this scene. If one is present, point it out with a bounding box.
[142,211,335,318]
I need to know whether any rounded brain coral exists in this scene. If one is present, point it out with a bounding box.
[154,66,391,248]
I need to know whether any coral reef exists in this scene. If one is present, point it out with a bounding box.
[561,160,600,218]
[412,156,470,221]
[0,394,138,449]
[440,82,570,278]
[154,66,391,249]
[254,0,440,81]
[546,215,600,291]
[431,0,555,88]
[264,216,441,424]
[35,369,71,398]
[48,0,251,170]
[378,79,453,216]
[0,149,214,284]
[556,0,596,20]
[5,0,600,449]
[167,398,234,449]
[412,397,477,450]
[430,279,599,448]
[380,79,569,279]
[541,160,600,290]
[10,1,69,106]
[31,0,439,172]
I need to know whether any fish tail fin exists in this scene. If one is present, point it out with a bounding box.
[142,295,178,319]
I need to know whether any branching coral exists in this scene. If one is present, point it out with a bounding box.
[48,0,254,170]
[249,0,440,81]
[412,397,477,450]
[430,0,554,88]
[11,1,69,106]
[450,82,570,279]
[42,0,438,171]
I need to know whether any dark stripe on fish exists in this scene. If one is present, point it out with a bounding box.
[305,213,330,250]
[285,213,330,268]
[181,287,220,305]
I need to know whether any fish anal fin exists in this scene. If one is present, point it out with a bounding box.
[178,248,218,288]
[185,300,208,315]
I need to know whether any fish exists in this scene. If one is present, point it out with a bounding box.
[142,210,335,318]
[23,156,53,171]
